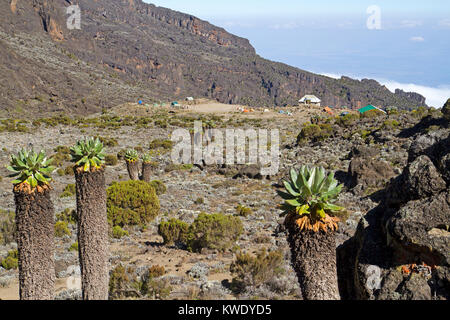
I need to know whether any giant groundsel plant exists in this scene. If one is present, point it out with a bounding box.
[278,166,344,232]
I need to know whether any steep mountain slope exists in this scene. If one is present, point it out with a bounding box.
[0,0,426,116]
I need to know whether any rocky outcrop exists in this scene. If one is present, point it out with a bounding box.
[347,145,396,194]
[442,98,450,122]
[338,123,450,300]
[395,89,427,107]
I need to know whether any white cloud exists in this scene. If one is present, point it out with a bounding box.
[410,36,425,42]
[269,22,299,30]
[439,19,450,27]
[320,73,450,108]
[400,20,423,28]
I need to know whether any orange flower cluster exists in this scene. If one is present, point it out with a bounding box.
[401,263,436,276]
[14,182,50,195]
[295,214,340,233]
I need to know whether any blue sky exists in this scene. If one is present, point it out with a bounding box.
[145,1,450,107]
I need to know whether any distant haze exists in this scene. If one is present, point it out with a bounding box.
[147,0,450,107]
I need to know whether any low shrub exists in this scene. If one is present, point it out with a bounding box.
[1,250,18,270]
[147,265,166,278]
[55,221,71,237]
[105,154,118,166]
[112,226,129,239]
[149,139,173,153]
[64,165,74,176]
[297,123,334,144]
[335,113,360,127]
[68,241,78,252]
[164,163,193,172]
[361,109,384,119]
[107,180,160,227]
[230,248,284,292]
[56,208,78,225]
[60,184,76,198]
[382,119,400,130]
[0,210,16,245]
[97,136,118,147]
[186,213,243,253]
[149,180,167,195]
[158,218,189,245]
[109,265,130,299]
[194,197,204,205]
[236,205,253,217]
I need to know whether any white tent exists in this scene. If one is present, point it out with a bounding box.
[299,95,321,105]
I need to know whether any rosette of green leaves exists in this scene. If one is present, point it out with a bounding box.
[7,149,55,187]
[142,153,153,164]
[70,137,105,172]
[124,149,139,163]
[278,166,344,219]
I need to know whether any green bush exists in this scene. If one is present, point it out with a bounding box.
[109,265,130,299]
[107,180,160,227]
[56,208,78,225]
[164,163,193,172]
[194,197,204,205]
[55,221,71,237]
[297,123,333,144]
[335,113,359,127]
[0,210,16,245]
[68,241,78,252]
[236,205,253,217]
[382,119,400,130]
[96,136,118,147]
[230,248,284,292]
[361,109,383,119]
[51,150,71,167]
[112,226,129,239]
[1,250,18,270]
[186,213,243,253]
[149,180,167,195]
[105,154,118,166]
[64,165,74,176]
[149,139,174,153]
[158,218,189,245]
[60,184,76,198]
[147,265,166,278]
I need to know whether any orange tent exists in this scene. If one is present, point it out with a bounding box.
[323,107,333,115]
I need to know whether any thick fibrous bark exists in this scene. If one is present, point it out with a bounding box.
[286,219,341,300]
[141,162,152,183]
[126,161,139,180]
[75,168,109,300]
[14,188,55,300]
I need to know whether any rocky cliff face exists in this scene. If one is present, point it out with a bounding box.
[339,114,450,300]
[0,0,427,116]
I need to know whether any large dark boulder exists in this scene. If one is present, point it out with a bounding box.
[403,155,447,200]
[348,157,396,192]
[386,192,450,266]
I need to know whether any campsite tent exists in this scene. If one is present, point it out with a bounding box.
[299,95,321,106]
[323,107,333,115]
[358,104,387,114]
